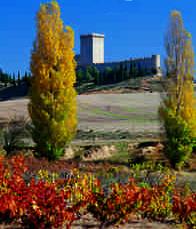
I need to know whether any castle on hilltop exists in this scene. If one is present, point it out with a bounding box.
[76,33,161,76]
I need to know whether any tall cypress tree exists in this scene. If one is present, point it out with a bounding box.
[17,71,21,86]
[12,73,16,86]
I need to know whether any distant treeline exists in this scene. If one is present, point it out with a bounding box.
[76,64,157,86]
[0,63,158,89]
[0,69,31,87]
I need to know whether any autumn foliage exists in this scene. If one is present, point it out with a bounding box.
[0,155,195,228]
[28,1,77,160]
[0,155,96,228]
[160,11,196,168]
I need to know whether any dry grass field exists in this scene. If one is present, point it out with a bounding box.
[0,92,163,134]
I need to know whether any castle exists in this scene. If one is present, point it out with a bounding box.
[76,33,161,76]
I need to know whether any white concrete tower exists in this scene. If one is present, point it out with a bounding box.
[80,33,104,66]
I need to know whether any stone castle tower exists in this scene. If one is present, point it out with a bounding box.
[79,33,161,76]
[80,33,104,66]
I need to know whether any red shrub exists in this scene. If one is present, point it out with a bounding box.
[0,156,83,228]
[172,192,196,226]
[0,155,196,228]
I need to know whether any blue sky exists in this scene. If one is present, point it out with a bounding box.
[0,0,195,75]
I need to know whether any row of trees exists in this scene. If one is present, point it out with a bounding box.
[0,69,31,87]
[76,63,157,86]
[28,1,195,168]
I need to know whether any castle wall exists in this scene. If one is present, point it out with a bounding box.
[94,55,161,75]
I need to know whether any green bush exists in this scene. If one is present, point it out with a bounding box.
[163,109,195,169]
[0,116,29,155]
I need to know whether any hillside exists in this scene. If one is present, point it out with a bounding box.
[77,75,164,94]
[0,93,163,145]
[0,83,29,101]
[0,76,195,100]
[0,76,161,100]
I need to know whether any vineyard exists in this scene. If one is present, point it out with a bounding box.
[0,155,195,229]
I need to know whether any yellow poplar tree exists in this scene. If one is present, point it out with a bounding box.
[160,11,196,168]
[28,1,77,160]
[179,35,196,135]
